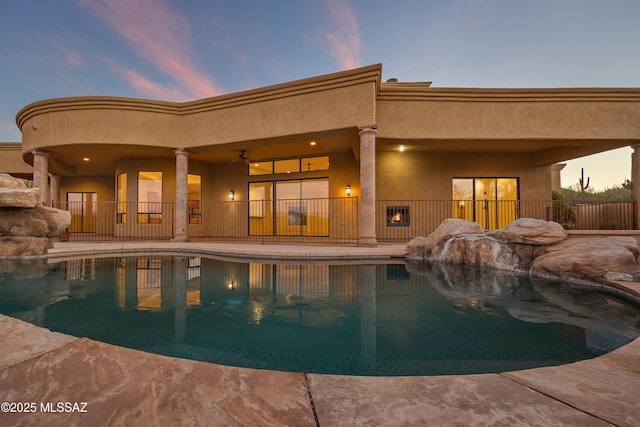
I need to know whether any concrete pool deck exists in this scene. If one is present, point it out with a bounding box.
[1,241,639,426]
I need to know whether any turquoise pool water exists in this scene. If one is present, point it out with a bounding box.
[2,255,639,376]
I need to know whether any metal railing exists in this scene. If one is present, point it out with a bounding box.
[376,199,635,242]
[53,201,175,241]
[53,198,634,243]
[189,197,359,244]
[54,198,358,243]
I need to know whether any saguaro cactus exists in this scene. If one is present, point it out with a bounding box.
[579,168,590,192]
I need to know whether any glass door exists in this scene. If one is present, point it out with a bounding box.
[452,178,518,230]
[67,192,97,233]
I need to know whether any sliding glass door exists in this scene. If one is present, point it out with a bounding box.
[250,179,329,236]
[452,178,518,230]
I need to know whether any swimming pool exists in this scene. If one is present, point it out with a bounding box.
[2,254,639,376]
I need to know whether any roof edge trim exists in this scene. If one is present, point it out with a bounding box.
[16,64,383,129]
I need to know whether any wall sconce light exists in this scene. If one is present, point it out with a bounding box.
[345,184,352,196]
[228,190,235,200]
[228,281,234,290]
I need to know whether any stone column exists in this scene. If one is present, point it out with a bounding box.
[31,149,50,205]
[633,144,640,229]
[173,149,189,242]
[358,124,377,246]
[49,174,61,207]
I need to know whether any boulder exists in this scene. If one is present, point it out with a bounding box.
[0,236,54,257]
[405,236,431,259]
[531,237,640,284]
[0,173,27,189]
[487,218,567,245]
[430,218,485,246]
[0,173,39,208]
[406,218,640,286]
[0,205,71,237]
[0,188,40,208]
[406,219,483,260]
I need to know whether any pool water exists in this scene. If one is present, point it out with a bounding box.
[2,255,639,376]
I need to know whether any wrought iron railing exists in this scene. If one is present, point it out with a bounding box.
[376,199,635,242]
[53,198,634,243]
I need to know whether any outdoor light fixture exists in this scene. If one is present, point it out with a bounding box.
[82,157,90,162]
[228,190,235,200]
[310,141,317,146]
[345,184,352,196]
[399,145,405,152]
[228,281,234,290]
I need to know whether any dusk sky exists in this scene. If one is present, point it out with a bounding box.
[1,0,639,190]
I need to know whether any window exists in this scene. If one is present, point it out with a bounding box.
[302,156,329,171]
[117,173,127,223]
[274,159,300,174]
[452,178,519,230]
[138,172,162,224]
[249,179,329,237]
[249,162,273,176]
[188,174,201,224]
[249,156,330,176]
[249,182,274,235]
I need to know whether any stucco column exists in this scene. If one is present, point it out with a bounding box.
[49,174,61,207]
[633,144,640,229]
[173,149,189,242]
[358,124,377,246]
[31,149,50,206]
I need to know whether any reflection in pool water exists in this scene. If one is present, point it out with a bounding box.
[1,255,639,376]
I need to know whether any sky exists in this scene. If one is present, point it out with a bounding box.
[1,0,639,190]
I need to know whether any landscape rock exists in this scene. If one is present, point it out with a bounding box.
[406,218,483,260]
[531,238,640,284]
[605,271,635,282]
[487,218,568,245]
[0,173,27,189]
[0,236,54,257]
[0,188,40,208]
[406,218,640,285]
[0,205,70,237]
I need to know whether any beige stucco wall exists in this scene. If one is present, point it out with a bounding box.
[376,151,551,201]
[183,84,376,148]
[17,67,379,158]
[376,91,640,141]
[0,143,32,177]
[20,107,181,154]
[59,176,114,201]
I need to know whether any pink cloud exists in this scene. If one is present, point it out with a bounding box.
[325,0,362,70]
[78,0,221,100]
[47,41,85,68]
[105,59,193,101]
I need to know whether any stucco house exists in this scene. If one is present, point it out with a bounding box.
[2,64,639,244]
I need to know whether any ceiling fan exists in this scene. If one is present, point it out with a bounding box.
[230,150,255,165]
